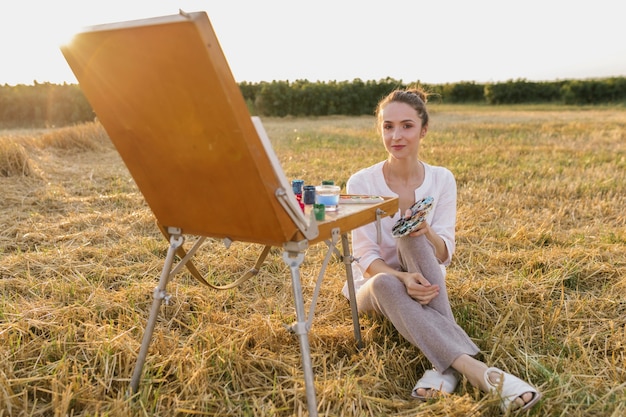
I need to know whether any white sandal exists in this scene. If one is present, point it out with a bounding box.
[411,369,458,400]
[484,367,541,412]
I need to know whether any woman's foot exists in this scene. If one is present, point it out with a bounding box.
[485,368,541,412]
[451,355,541,412]
[411,369,458,400]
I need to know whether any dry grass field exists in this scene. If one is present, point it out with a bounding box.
[0,105,624,416]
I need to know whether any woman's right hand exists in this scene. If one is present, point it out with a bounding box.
[400,272,440,305]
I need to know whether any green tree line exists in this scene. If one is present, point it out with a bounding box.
[0,82,93,128]
[2,77,625,128]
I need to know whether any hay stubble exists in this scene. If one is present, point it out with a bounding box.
[0,106,624,416]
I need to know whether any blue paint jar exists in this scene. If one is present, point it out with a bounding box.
[291,179,304,195]
[303,185,316,205]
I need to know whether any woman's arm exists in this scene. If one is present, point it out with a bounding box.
[413,166,457,265]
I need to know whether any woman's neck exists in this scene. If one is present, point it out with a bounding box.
[385,158,424,187]
[383,159,424,213]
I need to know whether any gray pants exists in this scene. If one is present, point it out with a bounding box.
[355,235,480,372]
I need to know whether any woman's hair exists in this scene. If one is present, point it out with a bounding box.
[375,87,430,129]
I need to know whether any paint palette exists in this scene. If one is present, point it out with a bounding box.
[391,196,434,238]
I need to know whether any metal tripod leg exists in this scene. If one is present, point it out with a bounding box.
[341,232,363,349]
[282,240,318,417]
[129,228,184,395]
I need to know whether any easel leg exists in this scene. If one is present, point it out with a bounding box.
[341,233,364,349]
[282,242,318,417]
[129,230,184,395]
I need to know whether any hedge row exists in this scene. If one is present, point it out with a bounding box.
[2,77,625,128]
[0,82,93,129]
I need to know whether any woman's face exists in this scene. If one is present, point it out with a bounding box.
[380,101,427,161]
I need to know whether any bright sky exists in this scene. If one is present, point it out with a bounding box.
[1,0,625,86]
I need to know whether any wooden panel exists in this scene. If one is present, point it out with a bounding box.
[61,12,302,246]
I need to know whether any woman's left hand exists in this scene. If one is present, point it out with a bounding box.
[404,207,430,237]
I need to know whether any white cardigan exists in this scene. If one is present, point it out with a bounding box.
[342,161,457,298]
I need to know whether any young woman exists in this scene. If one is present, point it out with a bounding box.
[343,88,541,412]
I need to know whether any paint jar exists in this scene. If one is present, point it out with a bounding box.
[315,184,340,211]
[313,203,325,221]
[291,179,304,196]
[303,185,316,205]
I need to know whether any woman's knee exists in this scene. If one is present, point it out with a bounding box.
[357,273,406,314]
[368,273,405,295]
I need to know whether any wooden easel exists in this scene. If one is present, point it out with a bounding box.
[61,11,397,416]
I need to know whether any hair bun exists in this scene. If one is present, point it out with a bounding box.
[407,88,428,103]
